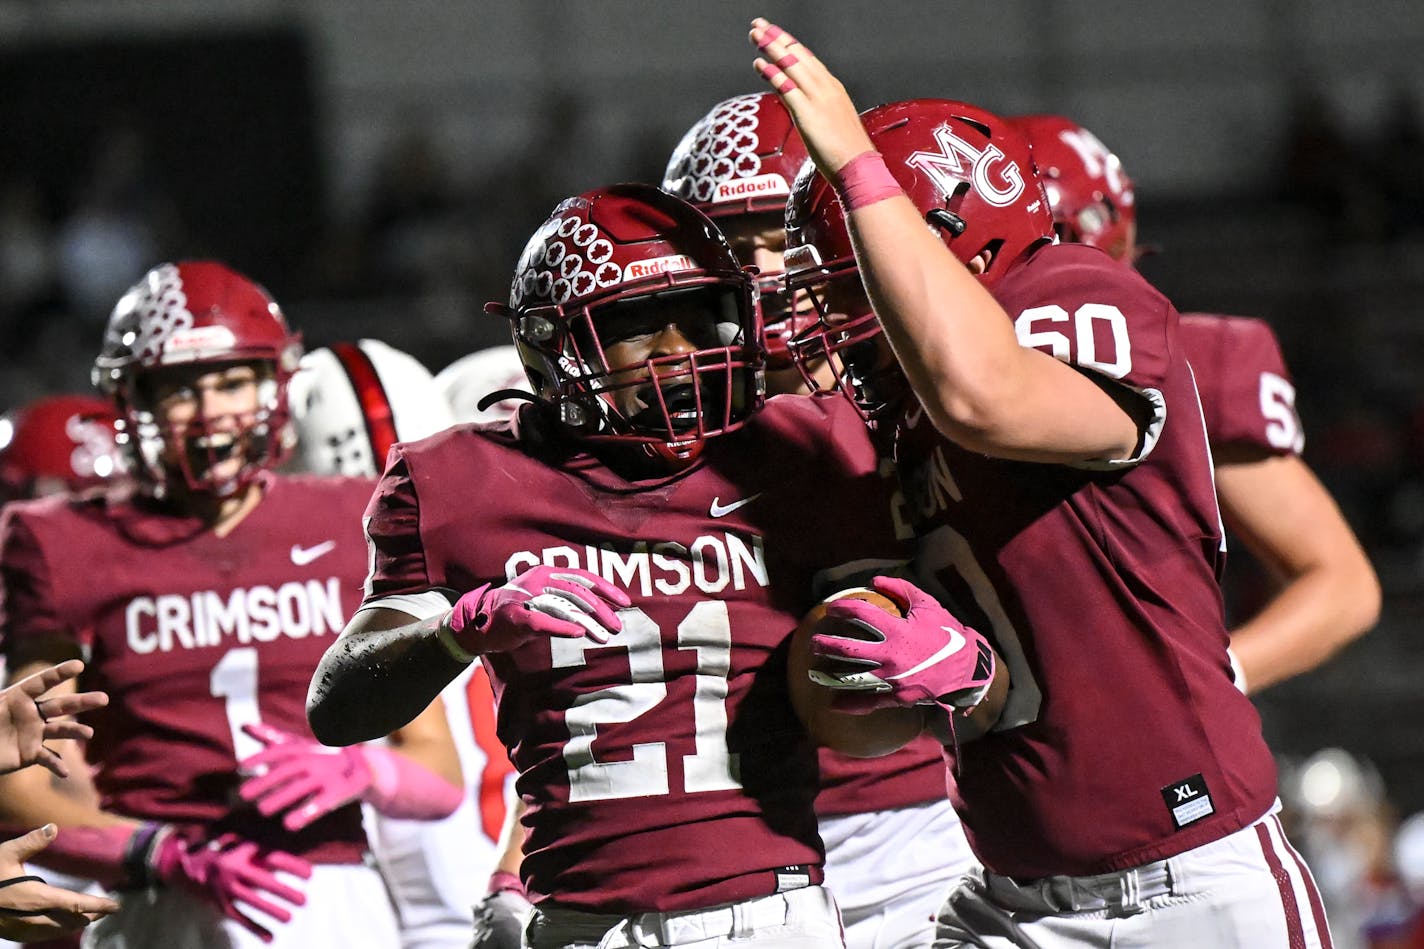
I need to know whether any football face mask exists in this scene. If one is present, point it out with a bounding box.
[93,261,302,499]
[496,184,765,463]
[783,250,910,425]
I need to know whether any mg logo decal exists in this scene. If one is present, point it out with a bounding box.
[906,123,1025,208]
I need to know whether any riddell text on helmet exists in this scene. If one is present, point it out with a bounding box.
[623,255,696,280]
[713,173,790,203]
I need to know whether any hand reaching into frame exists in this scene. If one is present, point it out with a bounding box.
[0,660,108,778]
[748,17,877,178]
[0,824,119,943]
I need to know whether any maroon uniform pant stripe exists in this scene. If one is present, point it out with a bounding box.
[1270,815,1334,949]
[1256,822,1307,949]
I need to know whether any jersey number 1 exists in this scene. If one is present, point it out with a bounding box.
[211,646,263,761]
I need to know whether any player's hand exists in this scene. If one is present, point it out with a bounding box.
[470,872,533,949]
[471,890,533,949]
[237,723,375,832]
[0,824,118,942]
[447,565,631,655]
[149,826,312,943]
[0,659,108,778]
[748,17,875,176]
[809,575,995,714]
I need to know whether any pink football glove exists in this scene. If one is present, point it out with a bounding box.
[238,723,462,831]
[809,575,995,715]
[148,826,311,943]
[447,565,631,655]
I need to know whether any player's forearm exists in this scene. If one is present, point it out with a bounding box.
[492,798,527,876]
[848,199,1028,438]
[1230,556,1381,693]
[361,745,464,820]
[307,614,469,747]
[0,768,138,885]
[387,698,465,789]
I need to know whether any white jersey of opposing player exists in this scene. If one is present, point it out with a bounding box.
[287,338,455,476]
[432,345,531,424]
[366,664,515,949]
[285,338,505,948]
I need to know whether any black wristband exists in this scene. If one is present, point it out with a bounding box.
[120,822,167,890]
[0,875,48,916]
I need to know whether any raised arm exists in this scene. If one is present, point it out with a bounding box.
[748,18,1142,464]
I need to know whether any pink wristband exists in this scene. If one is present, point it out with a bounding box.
[832,151,904,212]
[488,870,526,897]
[361,746,464,821]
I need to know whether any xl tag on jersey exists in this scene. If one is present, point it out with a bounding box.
[1160,773,1214,829]
[774,865,811,892]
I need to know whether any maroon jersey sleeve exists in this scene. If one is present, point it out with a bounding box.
[0,497,96,676]
[0,500,70,651]
[1179,313,1303,457]
[363,449,448,600]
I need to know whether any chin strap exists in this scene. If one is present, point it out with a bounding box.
[475,388,545,415]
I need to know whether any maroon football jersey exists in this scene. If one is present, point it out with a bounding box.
[815,734,948,818]
[363,395,907,914]
[893,243,1278,879]
[806,402,956,818]
[0,472,377,863]
[1180,313,1304,457]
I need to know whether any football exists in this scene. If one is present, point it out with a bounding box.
[824,586,906,619]
[811,586,905,679]
[790,585,924,757]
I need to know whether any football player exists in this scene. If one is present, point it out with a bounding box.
[0,261,464,948]
[307,184,1001,948]
[1015,113,1380,695]
[288,338,514,949]
[0,394,125,504]
[663,92,979,949]
[750,17,1333,947]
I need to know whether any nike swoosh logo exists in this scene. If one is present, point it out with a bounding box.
[290,540,337,566]
[903,400,925,429]
[888,625,967,681]
[709,493,763,518]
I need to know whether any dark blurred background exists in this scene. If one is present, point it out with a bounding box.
[2,0,1423,827]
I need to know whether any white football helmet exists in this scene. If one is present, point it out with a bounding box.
[432,345,532,425]
[287,339,454,477]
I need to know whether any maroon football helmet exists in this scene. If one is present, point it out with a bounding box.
[92,260,303,497]
[0,394,125,502]
[490,183,764,465]
[1015,114,1136,262]
[783,98,1054,420]
[663,92,812,370]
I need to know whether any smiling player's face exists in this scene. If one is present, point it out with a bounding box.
[142,362,264,488]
